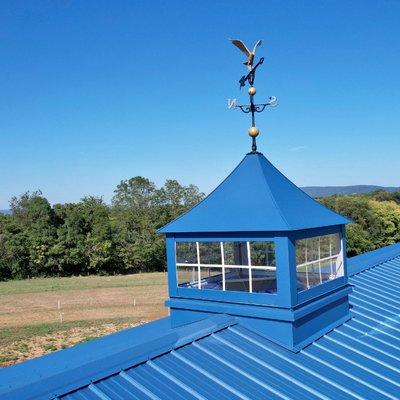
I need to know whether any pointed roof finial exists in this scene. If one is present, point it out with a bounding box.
[229,39,277,153]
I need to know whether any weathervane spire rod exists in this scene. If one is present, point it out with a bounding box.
[229,39,277,153]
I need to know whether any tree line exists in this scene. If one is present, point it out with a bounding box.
[0,177,204,280]
[1,181,400,281]
[320,190,400,256]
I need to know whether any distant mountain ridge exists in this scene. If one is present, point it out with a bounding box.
[1,186,399,211]
[301,185,400,198]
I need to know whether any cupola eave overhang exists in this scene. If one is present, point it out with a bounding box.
[158,152,349,234]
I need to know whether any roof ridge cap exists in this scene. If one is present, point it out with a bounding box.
[257,154,291,230]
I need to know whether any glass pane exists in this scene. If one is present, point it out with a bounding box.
[331,233,341,255]
[177,265,198,288]
[250,241,276,266]
[200,267,223,290]
[319,235,331,258]
[307,237,319,262]
[199,242,222,264]
[225,267,249,292]
[223,242,248,265]
[297,261,321,291]
[251,268,277,293]
[296,233,343,292]
[176,242,197,264]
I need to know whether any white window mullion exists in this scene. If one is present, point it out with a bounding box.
[247,241,252,293]
[338,234,344,277]
[318,237,322,284]
[196,242,201,289]
[305,243,310,289]
[220,242,225,291]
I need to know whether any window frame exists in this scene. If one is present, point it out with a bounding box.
[176,240,277,294]
[295,233,343,292]
[290,226,347,304]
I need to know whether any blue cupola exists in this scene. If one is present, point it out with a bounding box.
[158,41,352,351]
[158,152,351,351]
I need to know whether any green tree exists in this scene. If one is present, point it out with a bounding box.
[112,176,204,273]
[9,191,56,277]
[0,214,13,280]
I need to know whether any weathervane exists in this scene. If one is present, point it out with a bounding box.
[229,39,277,153]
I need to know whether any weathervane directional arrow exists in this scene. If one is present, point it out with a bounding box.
[228,40,278,153]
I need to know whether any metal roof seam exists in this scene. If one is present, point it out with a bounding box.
[351,281,400,306]
[352,290,397,315]
[350,308,400,335]
[146,359,207,400]
[211,333,331,400]
[341,324,400,353]
[261,156,351,226]
[351,274,400,296]
[256,155,291,230]
[227,326,362,400]
[350,278,400,301]
[332,330,400,364]
[324,336,400,374]
[88,383,111,400]
[350,293,400,316]
[118,370,161,400]
[364,270,400,287]
[170,350,253,400]
[351,301,400,327]
[190,341,292,400]
[301,349,396,400]
[312,342,400,389]
[347,245,400,276]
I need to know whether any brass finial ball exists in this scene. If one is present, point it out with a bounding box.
[248,126,260,137]
[248,86,256,96]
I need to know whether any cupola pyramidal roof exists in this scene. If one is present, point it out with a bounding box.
[159,152,349,233]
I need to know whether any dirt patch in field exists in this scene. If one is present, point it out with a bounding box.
[0,320,140,367]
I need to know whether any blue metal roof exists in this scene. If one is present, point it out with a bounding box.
[2,243,400,400]
[159,153,349,233]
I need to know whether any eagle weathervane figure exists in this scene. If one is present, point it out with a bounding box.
[229,38,277,153]
[230,39,262,71]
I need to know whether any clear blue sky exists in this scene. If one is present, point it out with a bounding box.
[1,1,400,208]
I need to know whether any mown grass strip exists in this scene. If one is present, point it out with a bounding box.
[0,317,138,348]
[0,272,167,295]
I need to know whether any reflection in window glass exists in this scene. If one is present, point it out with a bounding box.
[296,233,343,292]
[199,242,222,265]
[225,268,249,292]
[176,242,197,264]
[223,242,248,265]
[251,269,277,294]
[177,265,198,288]
[250,242,276,266]
[200,267,223,290]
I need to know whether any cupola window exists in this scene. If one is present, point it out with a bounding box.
[296,233,343,291]
[176,241,276,293]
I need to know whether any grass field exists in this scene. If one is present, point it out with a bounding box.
[0,273,168,367]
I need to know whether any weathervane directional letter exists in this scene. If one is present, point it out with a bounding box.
[228,99,237,109]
